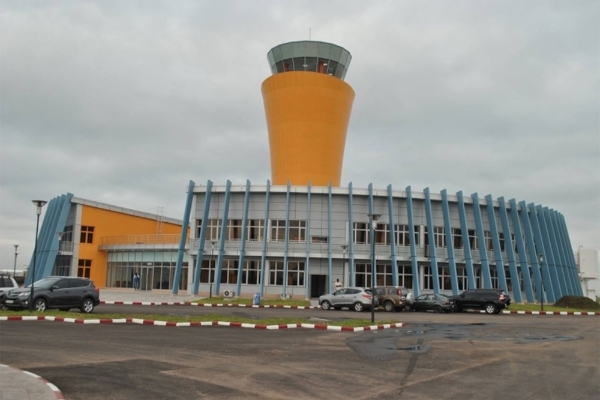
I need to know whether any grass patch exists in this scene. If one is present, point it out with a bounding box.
[194,297,311,307]
[0,310,398,327]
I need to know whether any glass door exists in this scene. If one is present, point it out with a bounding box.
[140,267,153,291]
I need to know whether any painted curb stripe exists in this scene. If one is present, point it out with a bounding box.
[100,300,322,309]
[1,364,65,400]
[0,315,406,331]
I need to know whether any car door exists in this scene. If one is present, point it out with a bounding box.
[414,294,428,311]
[48,279,71,307]
[344,289,361,307]
[330,289,346,307]
[68,279,88,307]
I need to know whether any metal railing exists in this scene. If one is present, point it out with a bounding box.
[100,234,185,245]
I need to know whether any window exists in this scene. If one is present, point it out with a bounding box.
[247,220,264,241]
[395,224,419,247]
[289,221,306,242]
[200,259,216,283]
[355,263,372,288]
[374,223,390,245]
[227,220,243,240]
[62,225,73,242]
[397,265,414,289]
[220,260,238,284]
[268,261,305,286]
[452,228,463,249]
[205,219,222,241]
[434,227,446,248]
[468,229,477,250]
[376,264,393,286]
[484,231,493,251]
[498,232,506,252]
[353,223,369,244]
[311,236,328,243]
[77,259,91,278]
[271,220,306,242]
[242,260,261,285]
[80,226,94,244]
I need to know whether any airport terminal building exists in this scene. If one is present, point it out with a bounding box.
[26,40,584,302]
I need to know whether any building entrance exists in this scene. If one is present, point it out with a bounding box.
[140,267,153,291]
[310,274,327,298]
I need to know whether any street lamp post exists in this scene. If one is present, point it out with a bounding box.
[367,213,381,324]
[209,241,216,298]
[13,245,19,278]
[538,254,544,311]
[29,200,47,312]
[341,245,348,287]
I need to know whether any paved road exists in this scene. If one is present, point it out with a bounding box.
[2,313,598,400]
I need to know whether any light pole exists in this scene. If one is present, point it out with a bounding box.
[13,245,19,278]
[30,200,47,312]
[341,245,348,287]
[367,213,381,324]
[209,241,216,298]
[538,254,544,311]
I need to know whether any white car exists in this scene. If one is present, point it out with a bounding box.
[0,275,19,307]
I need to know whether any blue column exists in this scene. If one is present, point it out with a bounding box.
[236,180,251,297]
[519,201,544,303]
[543,207,569,296]
[214,180,232,295]
[535,205,562,299]
[471,193,492,288]
[192,180,213,295]
[173,181,195,294]
[259,181,271,296]
[509,199,535,303]
[550,210,576,295]
[424,188,440,294]
[282,181,291,297]
[558,213,583,295]
[305,182,312,299]
[348,183,356,287]
[387,185,399,286]
[368,183,376,287]
[406,186,420,297]
[497,197,522,303]
[33,196,60,281]
[441,190,459,295]
[327,183,334,293]
[485,195,508,292]
[528,203,556,303]
[456,191,476,290]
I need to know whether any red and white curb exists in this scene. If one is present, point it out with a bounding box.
[0,315,404,331]
[101,301,321,309]
[465,310,599,316]
[0,364,64,399]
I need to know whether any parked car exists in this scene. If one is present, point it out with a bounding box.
[410,293,455,313]
[4,276,100,313]
[452,289,510,314]
[374,286,410,312]
[0,275,19,308]
[319,287,379,312]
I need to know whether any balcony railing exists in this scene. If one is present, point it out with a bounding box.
[100,234,187,246]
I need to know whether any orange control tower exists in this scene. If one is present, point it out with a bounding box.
[261,41,355,187]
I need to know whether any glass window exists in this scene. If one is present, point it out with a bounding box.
[453,228,463,249]
[247,220,264,241]
[269,261,284,285]
[80,226,94,244]
[228,219,243,240]
[353,222,369,244]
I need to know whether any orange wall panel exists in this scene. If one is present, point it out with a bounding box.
[79,205,183,288]
[262,72,355,187]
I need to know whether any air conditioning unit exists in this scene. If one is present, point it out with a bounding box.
[223,290,235,298]
[280,292,291,299]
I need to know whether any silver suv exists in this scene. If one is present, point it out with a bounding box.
[319,287,379,312]
[0,275,19,308]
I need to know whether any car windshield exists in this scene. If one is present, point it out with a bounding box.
[25,277,60,289]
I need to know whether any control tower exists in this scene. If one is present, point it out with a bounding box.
[261,41,355,187]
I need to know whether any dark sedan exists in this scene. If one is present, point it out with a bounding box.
[410,293,455,313]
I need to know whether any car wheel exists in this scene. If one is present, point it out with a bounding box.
[353,302,364,312]
[484,303,497,314]
[384,301,395,312]
[33,298,47,312]
[321,300,331,310]
[80,298,95,314]
[433,305,443,313]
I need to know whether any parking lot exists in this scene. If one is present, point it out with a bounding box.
[1,307,598,400]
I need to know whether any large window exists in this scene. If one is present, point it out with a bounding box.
[227,220,243,240]
[452,228,463,249]
[434,227,446,248]
[374,223,390,245]
[80,226,94,244]
[196,219,222,240]
[271,220,306,242]
[247,220,264,241]
[355,263,372,288]
[484,231,493,251]
[468,229,477,250]
[268,261,305,286]
[395,224,419,247]
[242,260,261,285]
[220,260,238,284]
[397,265,414,289]
[353,223,369,244]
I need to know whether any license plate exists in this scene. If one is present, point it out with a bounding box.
[5,299,13,304]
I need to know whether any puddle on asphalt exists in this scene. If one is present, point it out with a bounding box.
[393,345,431,353]
[519,335,581,343]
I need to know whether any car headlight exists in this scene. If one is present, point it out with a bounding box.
[18,292,30,297]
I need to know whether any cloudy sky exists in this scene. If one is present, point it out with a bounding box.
[1,1,598,281]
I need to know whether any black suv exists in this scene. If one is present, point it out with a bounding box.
[452,289,510,314]
[4,276,100,313]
